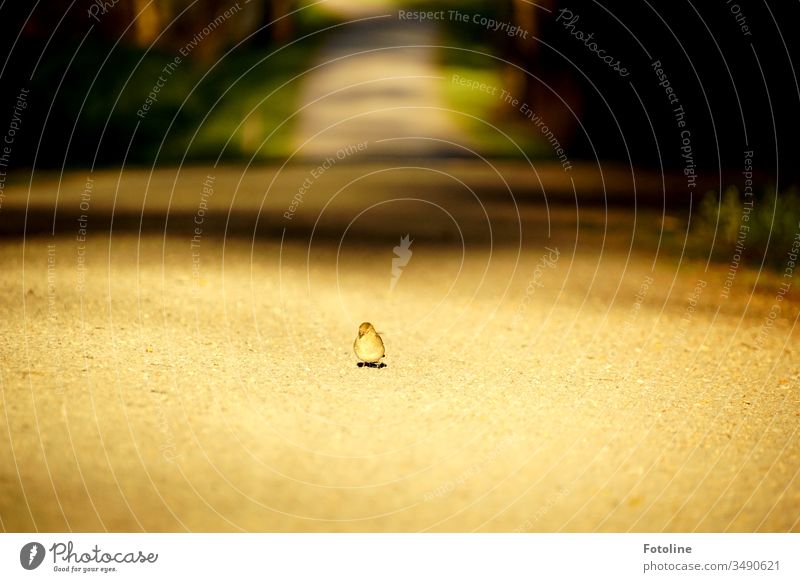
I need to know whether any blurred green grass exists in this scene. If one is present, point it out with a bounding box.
[27,33,320,167]
[429,2,551,158]
[438,48,549,158]
[20,1,549,166]
[691,186,800,268]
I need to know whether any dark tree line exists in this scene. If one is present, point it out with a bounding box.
[0,0,300,168]
[500,0,800,179]
[1,0,798,176]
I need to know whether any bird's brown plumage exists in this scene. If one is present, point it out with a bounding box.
[354,322,385,363]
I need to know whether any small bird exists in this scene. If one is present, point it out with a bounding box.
[353,322,385,367]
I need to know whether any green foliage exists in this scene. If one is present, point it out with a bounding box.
[692,185,800,268]
[436,27,549,158]
[23,34,317,167]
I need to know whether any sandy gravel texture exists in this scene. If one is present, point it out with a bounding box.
[0,165,798,532]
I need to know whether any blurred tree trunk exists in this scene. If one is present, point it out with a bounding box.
[131,0,161,46]
[271,0,294,44]
[508,0,582,145]
[255,0,294,46]
[186,0,235,63]
[155,0,261,64]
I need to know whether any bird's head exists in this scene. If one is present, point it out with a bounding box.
[358,322,375,337]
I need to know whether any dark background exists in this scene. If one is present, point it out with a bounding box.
[0,0,798,183]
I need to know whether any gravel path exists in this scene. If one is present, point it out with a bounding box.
[292,11,473,159]
[0,165,797,532]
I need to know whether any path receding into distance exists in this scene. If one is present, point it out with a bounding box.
[293,7,473,159]
[1,162,798,532]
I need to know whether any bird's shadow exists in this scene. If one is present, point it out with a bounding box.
[357,362,387,369]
